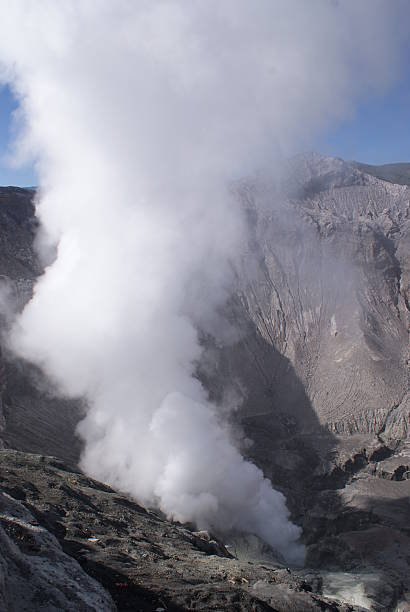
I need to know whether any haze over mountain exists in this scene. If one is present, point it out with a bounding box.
[0,155,408,610]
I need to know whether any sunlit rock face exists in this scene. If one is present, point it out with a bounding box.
[222,154,409,438]
[198,155,408,503]
[200,155,410,609]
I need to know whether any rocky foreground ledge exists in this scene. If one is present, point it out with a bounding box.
[0,449,376,612]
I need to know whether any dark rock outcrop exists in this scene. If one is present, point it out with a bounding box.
[0,187,82,464]
[0,480,115,611]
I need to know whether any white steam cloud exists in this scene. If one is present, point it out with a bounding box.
[0,1,408,563]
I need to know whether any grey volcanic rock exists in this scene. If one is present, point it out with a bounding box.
[0,486,115,611]
[0,187,39,280]
[226,154,409,438]
[0,449,362,612]
[200,155,410,610]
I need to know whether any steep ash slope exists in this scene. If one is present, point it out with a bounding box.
[201,155,410,609]
[226,154,409,437]
[0,187,82,464]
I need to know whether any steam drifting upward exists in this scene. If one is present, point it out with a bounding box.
[0,1,408,563]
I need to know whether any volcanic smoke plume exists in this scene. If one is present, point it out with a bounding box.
[0,1,408,563]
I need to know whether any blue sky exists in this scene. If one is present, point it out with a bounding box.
[314,79,410,165]
[0,84,37,186]
[1,75,410,186]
